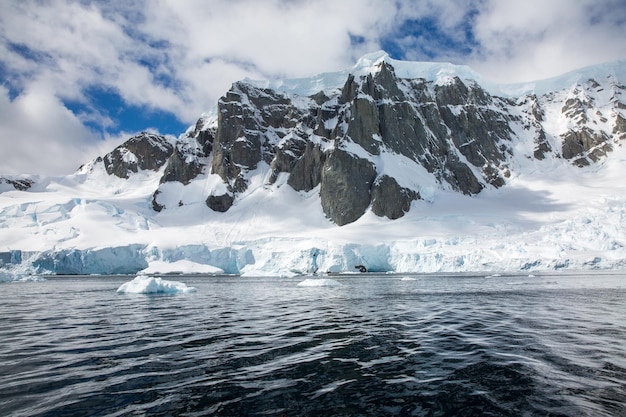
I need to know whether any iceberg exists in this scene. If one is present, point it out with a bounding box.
[116,276,197,294]
[297,278,342,287]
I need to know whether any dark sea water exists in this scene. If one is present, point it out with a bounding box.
[1,272,626,416]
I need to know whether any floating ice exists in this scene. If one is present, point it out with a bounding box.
[297,278,342,287]
[17,275,46,282]
[116,276,197,294]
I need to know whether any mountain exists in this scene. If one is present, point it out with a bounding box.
[1,51,625,278]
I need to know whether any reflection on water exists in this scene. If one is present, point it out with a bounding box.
[1,273,625,416]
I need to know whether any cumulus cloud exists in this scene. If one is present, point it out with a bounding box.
[137,0,397,117]
[0,85,124,175]
[0,0,624,175]
[468,0,626,82]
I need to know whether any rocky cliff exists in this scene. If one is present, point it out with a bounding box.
[91,54,625,226]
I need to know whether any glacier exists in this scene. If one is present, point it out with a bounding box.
[1,52,626,279]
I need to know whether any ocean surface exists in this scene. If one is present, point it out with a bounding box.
[1,272,625,416]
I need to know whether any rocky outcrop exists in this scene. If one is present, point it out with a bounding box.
[196,61,521,224]
[287,142,325,192]
[561,128,611,166]
[103,132,173,179]
[552,78,626,166]
[211,82,306,196]
[160,128,214,185]
[371,175,419,220]
[0,177,34,191]
[206,193,234,213]
[320,149,377,226]
[88,58,623,226]
[615,113,626,138]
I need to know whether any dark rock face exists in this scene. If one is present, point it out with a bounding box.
[287,142,325,192]
[330,63,511,194]
[103,132,173,179]
[160,145,203,185]
[561,128,611,166]
[206,193,234,212]
[151,190,164,212]
[320,149,377,226]
[112,59,623,225]
[0,177,34,191]
[150,119,216,211]
[371,175,419,220]
[552,78,625,165]
[160,128,214,185]
[211,82,304,193]
[614,113,626,138]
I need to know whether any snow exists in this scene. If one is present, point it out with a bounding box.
[116,276,197,294]
[297,278,342,287]
[246,50,626,100]
[1,140,625,276]
[139,260,223,275]
[246,50,499,97]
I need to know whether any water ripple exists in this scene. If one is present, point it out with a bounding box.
[1,274,625,416]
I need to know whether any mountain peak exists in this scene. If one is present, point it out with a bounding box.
[352,50,391,70]
[244,51,497,97]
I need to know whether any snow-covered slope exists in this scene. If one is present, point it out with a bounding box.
[1,52,625,278]
[249,50,626,99]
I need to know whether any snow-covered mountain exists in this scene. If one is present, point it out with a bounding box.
[1,51,625,278]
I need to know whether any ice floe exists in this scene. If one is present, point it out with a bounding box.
[116,275,197,294]
[297,278,342,287]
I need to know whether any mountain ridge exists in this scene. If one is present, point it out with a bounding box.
[243,51,626,98]
[144,53,625,225]
[1,53,625,277]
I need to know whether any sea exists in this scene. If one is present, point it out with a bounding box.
[1,272,625,416]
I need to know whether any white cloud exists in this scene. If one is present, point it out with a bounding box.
[469,0,626,83]
[0,85,124,175]
[137,0,396,118]
[0,0,625,175]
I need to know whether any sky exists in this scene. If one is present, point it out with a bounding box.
[1,0,625,176]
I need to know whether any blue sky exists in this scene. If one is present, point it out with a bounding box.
[1,0,625,175]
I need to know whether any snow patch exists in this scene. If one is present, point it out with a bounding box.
[139,259,223,275]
